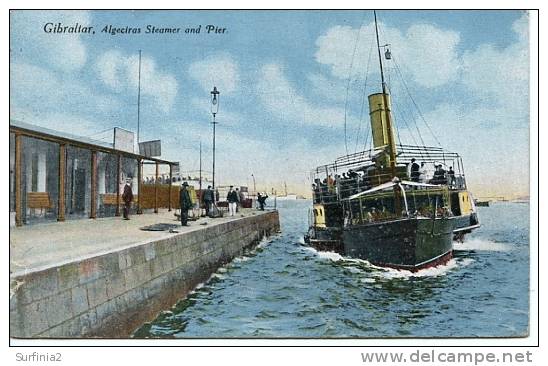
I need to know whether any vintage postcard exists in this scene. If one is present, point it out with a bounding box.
[9,9,535,348]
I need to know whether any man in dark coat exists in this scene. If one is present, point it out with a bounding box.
[447,166,456,187]
[122,178,133,220]
[432,164,447,185]
[410,158,420,182]
[257,192,268,211]
[203,185,214,216]
[179,182,192,226]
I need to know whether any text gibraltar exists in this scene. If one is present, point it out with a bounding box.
[43,22,93,33]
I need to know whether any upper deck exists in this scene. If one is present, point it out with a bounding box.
[311,144,468,204]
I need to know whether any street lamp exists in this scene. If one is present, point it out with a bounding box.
[210,86,220,189]
[251,174,256,195]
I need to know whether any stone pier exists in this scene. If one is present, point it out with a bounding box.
[10,209,280,338]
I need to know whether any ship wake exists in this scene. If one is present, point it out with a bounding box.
[454,238,512,252]
[306,245,475,279]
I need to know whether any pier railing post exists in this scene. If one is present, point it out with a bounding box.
[154,161,159,213]
[115,154,121,216]
[137,159,143,214]
[15,133,22,227]
[90,150,97,219]
[58,143,66,221]
[168,164,172,212]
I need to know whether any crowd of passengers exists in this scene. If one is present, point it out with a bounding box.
[312,159,457,203]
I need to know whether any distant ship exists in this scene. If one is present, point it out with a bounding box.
[304,11,480,271]
[276,182,298,200]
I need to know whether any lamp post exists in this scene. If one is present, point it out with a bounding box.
[251,174,256,195]
[210,86,220,189]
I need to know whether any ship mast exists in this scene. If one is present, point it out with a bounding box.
[374,11,401,215]
[373,11,397,176]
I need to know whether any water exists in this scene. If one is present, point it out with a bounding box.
[134,200,529,338]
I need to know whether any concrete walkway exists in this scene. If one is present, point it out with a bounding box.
[10,208,267,275]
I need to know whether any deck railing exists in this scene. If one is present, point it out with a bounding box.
[311,145,468,205]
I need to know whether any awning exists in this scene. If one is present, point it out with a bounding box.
[347,180,440,200]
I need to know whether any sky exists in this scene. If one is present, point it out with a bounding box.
[9,10,530,198]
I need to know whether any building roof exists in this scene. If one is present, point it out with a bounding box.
[9,119,177,166]
[10,119,114,149]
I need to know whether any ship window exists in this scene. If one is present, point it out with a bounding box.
[407,191,446,217]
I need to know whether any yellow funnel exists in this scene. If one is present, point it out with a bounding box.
[368,93,397,166]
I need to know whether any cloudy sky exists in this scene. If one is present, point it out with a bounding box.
[10,10,530,198]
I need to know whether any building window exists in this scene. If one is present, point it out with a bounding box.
[65,146,92,220]
[96,152,118,218]
[21,136,59,224]
[9,133,15,224]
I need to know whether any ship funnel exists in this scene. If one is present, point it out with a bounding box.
[368,93,397,167]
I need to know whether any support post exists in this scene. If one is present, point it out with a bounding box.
[154,161,159,213]
[58,144,66,221]
[15,133,22,227]
[168,164,173,212]
[115,154,121,216]
[137,159,143,214]
[90,150,97,219]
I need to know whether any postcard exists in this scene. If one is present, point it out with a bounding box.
[9,10,534,345]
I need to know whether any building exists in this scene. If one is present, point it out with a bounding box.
[9,120,179,226]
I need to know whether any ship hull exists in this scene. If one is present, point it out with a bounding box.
[342,217,454,271]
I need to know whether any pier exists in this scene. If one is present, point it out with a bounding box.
[10,209,280,338]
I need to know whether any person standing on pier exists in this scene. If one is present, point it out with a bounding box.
[122,178,133,220]
[227,186,238,216]
[238,188,246,210]
[179,182,192,226]
[235,187,242,212]
[257,192,268,211]
[203,185,214,216]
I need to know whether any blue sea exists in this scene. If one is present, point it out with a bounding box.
[134,200,529,338]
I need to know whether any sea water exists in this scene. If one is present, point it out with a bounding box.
[134,200,529,338]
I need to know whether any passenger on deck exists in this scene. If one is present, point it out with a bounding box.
[409,158,420,182]
[348,169,358,179]
[447,167,456,187]
[419,162,427,183]
[431,164,447,185]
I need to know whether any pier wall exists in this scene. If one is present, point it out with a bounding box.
[10,211,280,338]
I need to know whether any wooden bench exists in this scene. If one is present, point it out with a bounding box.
[101,193,119,206]
[102,194,139,205]
[27,192,53,214]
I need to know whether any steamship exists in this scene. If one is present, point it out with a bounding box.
[304,11,480,271]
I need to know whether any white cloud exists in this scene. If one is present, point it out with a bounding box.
[307,73,349,103]
[315,21,461,88]
[460,13,529,112]
[159,116,344,194]
[420,102,528,197]
[257,63,353,127]
[187,54,240,94]
[95,50,178,113]
[10,61,121,115]
[10,10,90,71]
